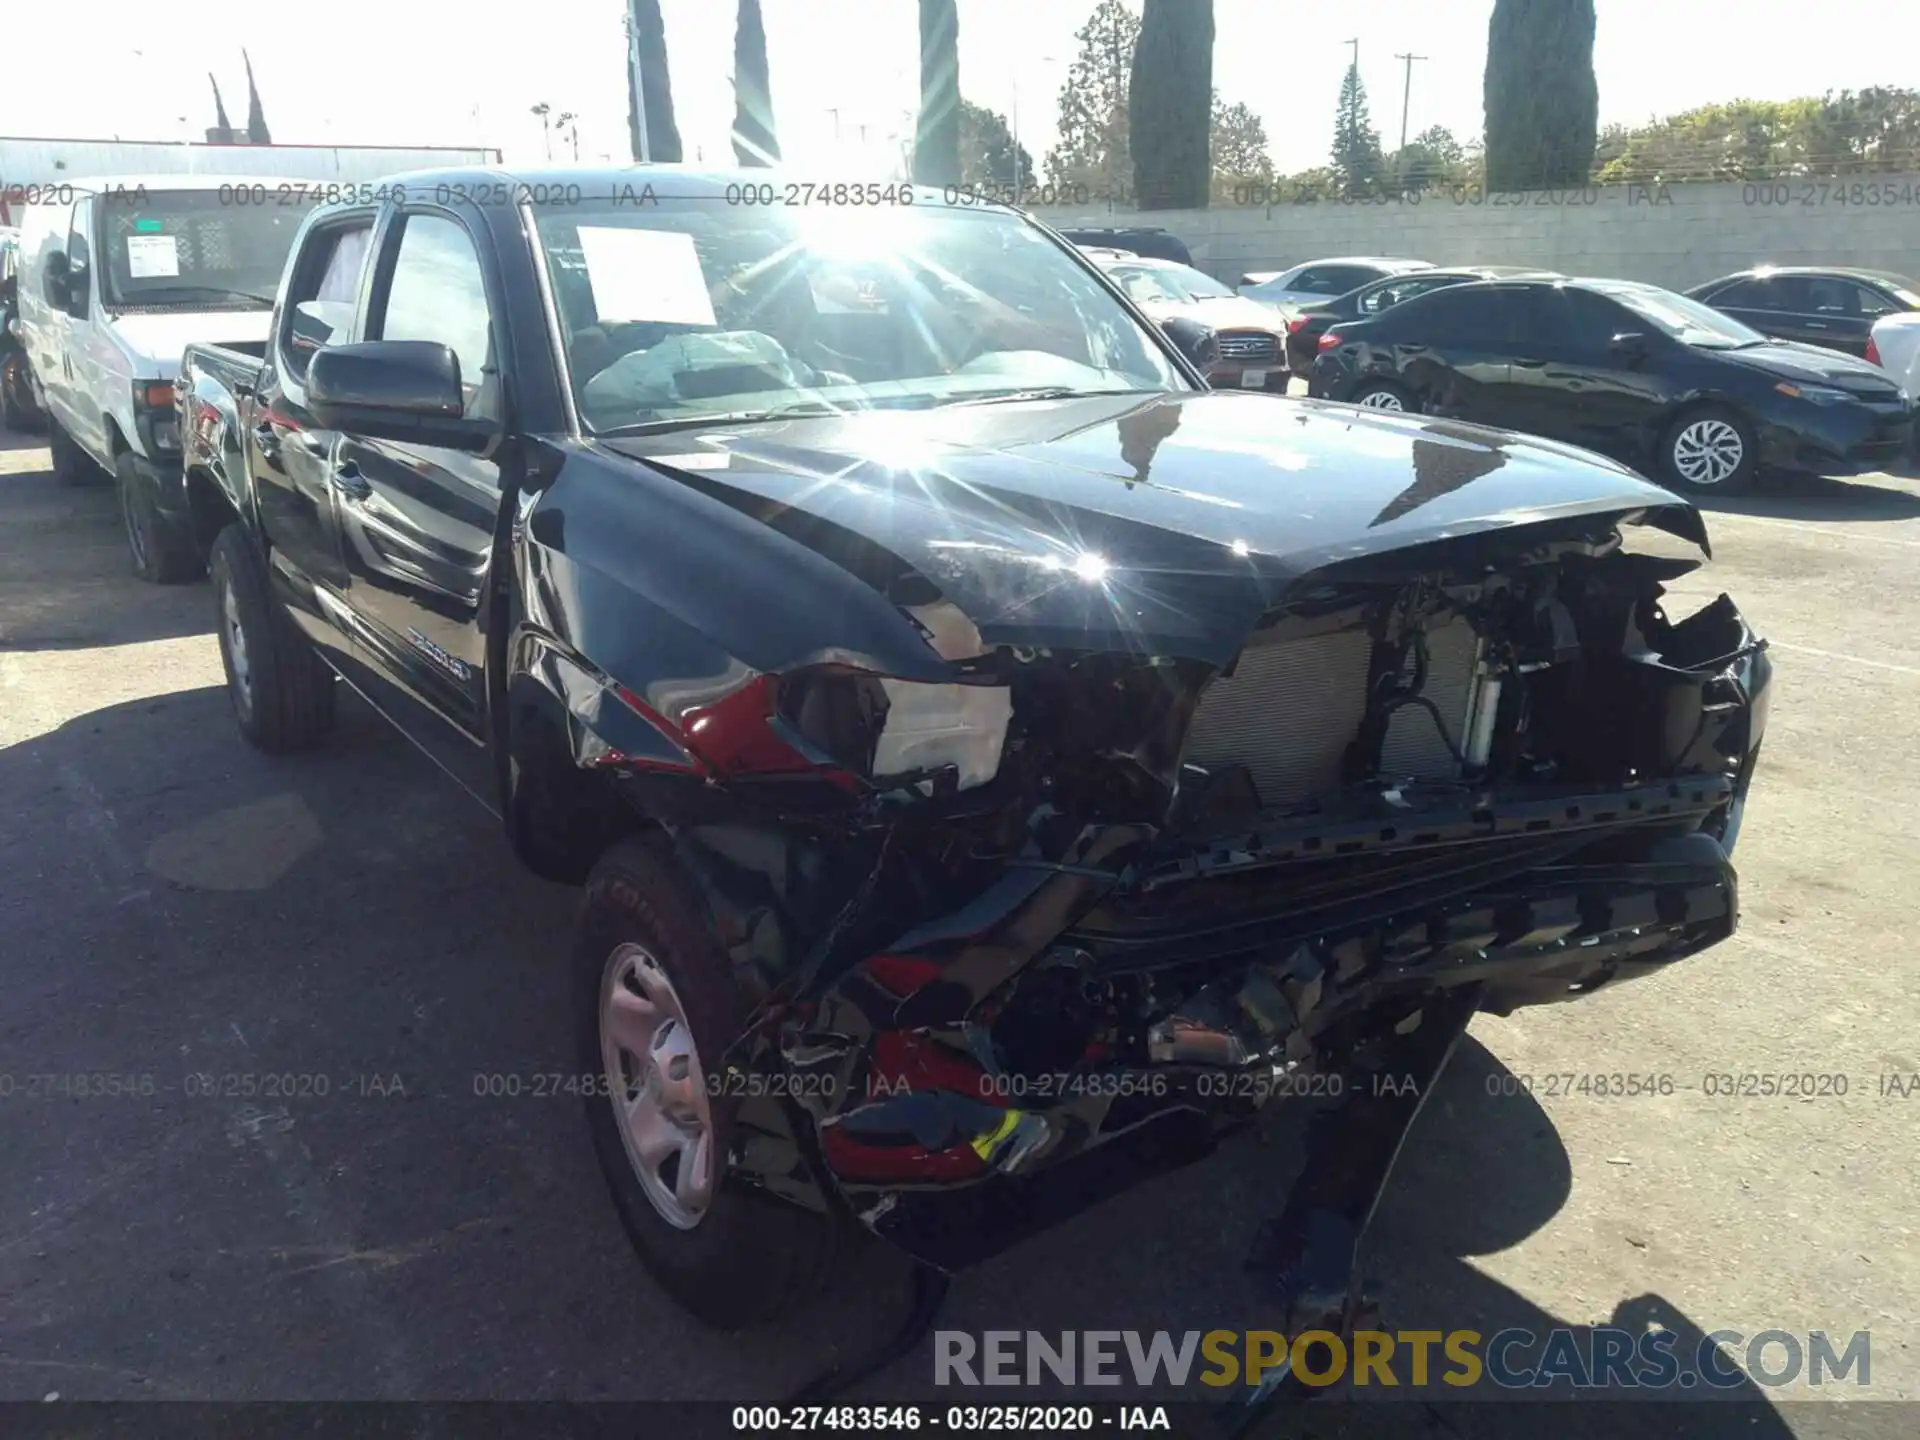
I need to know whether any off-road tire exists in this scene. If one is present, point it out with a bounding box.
[209,524,336,753]
[117,453,203,583]
[575,835,853,1329]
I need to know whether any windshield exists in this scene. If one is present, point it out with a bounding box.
[97,190,320,309]
[1584,280,1768,348]
[532,195,1189,433]
[1109,262,1234,305]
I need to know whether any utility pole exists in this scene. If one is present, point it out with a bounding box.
[1394,52,1427,153]
[1344,38,1359,72]
[827,107,841,140]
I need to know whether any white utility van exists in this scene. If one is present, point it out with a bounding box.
[16,176,323,580]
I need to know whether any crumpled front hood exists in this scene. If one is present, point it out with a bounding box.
[602,391,1706,667]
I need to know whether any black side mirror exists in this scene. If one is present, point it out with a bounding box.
[1159,315,1220,374]
[64,257,90,318]
[307,340,498,452]
[42,250,69,309]
[1609,331,1649,358]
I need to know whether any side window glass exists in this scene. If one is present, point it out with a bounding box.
[373,215,496,419]
[1801,277,1856,315]
[1713,279,1776,310]
[282,223,371,379]
[1853,284,1897,318]
[65,205,93,318]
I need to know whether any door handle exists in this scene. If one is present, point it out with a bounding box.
[1804,320,1829,330]
[330,460,372,500]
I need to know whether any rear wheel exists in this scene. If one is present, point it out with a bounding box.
[575,836,853,1329]
[0,353,40,433]
[117,453,202,583]
[209,525,336,753]
[1659,405,1757,494]
[1350,380,1416,413]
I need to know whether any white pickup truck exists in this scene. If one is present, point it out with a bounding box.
[14,175,323,580]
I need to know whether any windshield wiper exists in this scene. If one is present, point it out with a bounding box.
[125,284,275,306]
[935,386,1156,408]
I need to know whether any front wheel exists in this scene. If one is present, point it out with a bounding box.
[209,525,336,753]
[117,454,202,583]
[575,836,852,1329]
[1659,405,1757,494]
[1350,380,1416,413]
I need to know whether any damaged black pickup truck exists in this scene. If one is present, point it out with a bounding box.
[177,169,1771,1341]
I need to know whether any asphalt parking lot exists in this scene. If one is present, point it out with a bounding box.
[1,422,1916,1435]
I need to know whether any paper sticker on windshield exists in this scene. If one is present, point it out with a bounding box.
[576,227,715,327]
[126,234,180,278]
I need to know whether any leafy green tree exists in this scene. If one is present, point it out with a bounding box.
[1390,123,1466,190]
[914,0,962,185]
[731,0,779,166]
[1484,0,1598,189]
[1330,62,1385,196]
[1595,89,1920,182]
[628,0,683,162]
[958,100,1033,189]
[1044,0,1141,201]
[1130,0,1214,209]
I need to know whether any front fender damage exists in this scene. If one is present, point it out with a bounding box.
[533,516,1772,1282]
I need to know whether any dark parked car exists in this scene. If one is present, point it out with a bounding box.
[1686,267,1920,359]
[1281,265,1564,374]
[177,173,1768,1346]
[1311,277,1914,492]
[1056,225,1193,266]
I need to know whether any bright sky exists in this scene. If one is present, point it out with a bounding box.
[8,0,1916,179]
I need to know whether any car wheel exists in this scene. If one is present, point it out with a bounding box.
[117,453,203,583]
[48,416,100,486]
[1351,381,1416,413]
[576,835,854,1330]
[1660,405,1757,494]
[208,525,336,753]
[0,355,40,433]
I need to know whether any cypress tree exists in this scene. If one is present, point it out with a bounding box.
[914,0,961,185]
[731,0,780,166]
[1130,0,1215,210]
[628,0,684,163]
[1484,0,1598,190]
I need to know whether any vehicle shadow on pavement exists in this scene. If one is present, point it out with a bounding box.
[0,455,214,652]
[1695,468,1920,524]
[0,683,1806,1434]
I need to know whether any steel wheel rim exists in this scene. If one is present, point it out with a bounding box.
[122,479,149,572]
[222,578,253,720]
[599,941,715,1230]
[1673,418,1744,485]
[1358,388,1405,411]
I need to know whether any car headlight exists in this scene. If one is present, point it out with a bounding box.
[1774,381,1852,405]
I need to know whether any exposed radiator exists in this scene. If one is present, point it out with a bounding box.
[1182,617,1483,808]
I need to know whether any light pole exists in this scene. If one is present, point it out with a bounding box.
[1395,52,1427,153]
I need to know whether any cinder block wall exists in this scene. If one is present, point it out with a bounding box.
[1027,177,1920,290]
